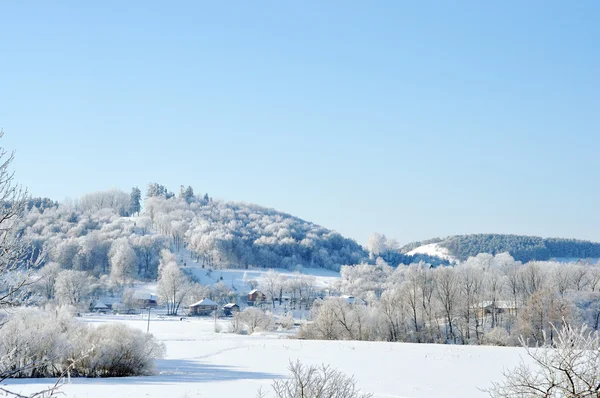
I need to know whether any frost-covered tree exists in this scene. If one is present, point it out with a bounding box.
[34,261,62,300]
[435,266,459,342]
[78,189,130,215]
[268,361,372,398]
[157,250,192,315]
[260,269,282,308]
[180,185,194,203]
[236,307,273,334]
[488,323,600,398]
[129,187,141,216]
[54,270,91,309]
[367,233,387,258]
[109,239,137,285]
[0,136,40,306]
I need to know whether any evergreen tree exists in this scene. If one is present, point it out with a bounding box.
[130,187,141,216]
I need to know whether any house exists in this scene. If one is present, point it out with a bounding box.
[273,295,291,303]
[91,301,109,313]
[189,298,218,316]
[247,289,266,305]
[223,303,240,316]
[341,295,367,305]
[134,292,158,308]
[475,301,519,318]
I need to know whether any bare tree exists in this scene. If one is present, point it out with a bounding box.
[270,360,372,398]
[0,133,40,307]
[260,269,280,308]
[0,133,63,397]
[487,322,600,398]
[435,266,459,342]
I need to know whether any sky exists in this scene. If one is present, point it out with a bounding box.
[0,1,599,245]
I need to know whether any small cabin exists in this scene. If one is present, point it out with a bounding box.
[341,295,367,305]
[475,301,519,319]
[91,301,109,313]
[134,293,158,308]
[223,303,240,316]
[189,298,218,316]
[247,289,266,305]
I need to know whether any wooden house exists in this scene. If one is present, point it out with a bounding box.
[134,292,158,308]
[91,301,109,313]
[247,289,266,305]
[189,298,218,316]
[223,303,240,316]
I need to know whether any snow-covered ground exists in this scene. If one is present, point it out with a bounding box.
[4,315,526,398]
[176,248,341,293]
[406,243,455,262]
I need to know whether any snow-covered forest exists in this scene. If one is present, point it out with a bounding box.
[18,185,451,281]
[401,234,600,263]
[306,254,600,346]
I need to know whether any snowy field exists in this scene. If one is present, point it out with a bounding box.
[3,315,526,398]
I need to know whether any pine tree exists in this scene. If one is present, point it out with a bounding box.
[130,187,141,216]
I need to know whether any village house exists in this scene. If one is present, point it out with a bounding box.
[223,303,240,316]
[189,298,218,316]
[134,292,158,308]
[247,289,266,305]
[474,300,519,319]
[91,301,109,313]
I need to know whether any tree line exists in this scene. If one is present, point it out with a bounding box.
[437,234,600,262]
[301,254,600,346]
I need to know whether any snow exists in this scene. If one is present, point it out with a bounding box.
[3,315,526,398]
[183,264,340,292]
[551,257,600,264]
[406,243,455,261]
[190,298,218,307]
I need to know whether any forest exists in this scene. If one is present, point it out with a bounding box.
[303,254,600,346]
[18,185,450,280]
[436,234,600,262]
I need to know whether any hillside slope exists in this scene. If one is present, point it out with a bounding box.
[403,234,600,263]
[19,192,368,275]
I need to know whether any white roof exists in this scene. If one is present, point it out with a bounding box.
[223,303,239,308]
[93,301,108,309]
[248,289,259,294]
[133,292,156,300]
[190,298,218,307]
[478,300,518,309]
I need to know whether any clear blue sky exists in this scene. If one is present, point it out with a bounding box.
[1,1,599,245]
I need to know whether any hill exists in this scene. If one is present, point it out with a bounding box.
[402,233,600,263]
[18,186,368,275]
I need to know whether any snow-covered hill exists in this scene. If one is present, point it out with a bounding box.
[406,243,456,262]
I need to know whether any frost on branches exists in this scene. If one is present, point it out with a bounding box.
[487,323,600,398]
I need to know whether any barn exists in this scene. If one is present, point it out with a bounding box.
[247,289,266,305]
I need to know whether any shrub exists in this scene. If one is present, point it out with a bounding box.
[265,360,372,398]
[482,328,511,346]
[75,323,165,377]
[487,322,600,398]
[0,307,165,378]
[234,308,274,334]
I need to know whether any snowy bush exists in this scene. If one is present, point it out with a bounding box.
[487,323,600,398]
[75,323,165,377]
[0,307,165,378]
[279,312,295,330]
[0,306,78,378]
[482,328,511,347]
[261,360,372,398]
[233,308,274,334]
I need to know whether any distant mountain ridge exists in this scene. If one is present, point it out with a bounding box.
[402,233,600,263]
